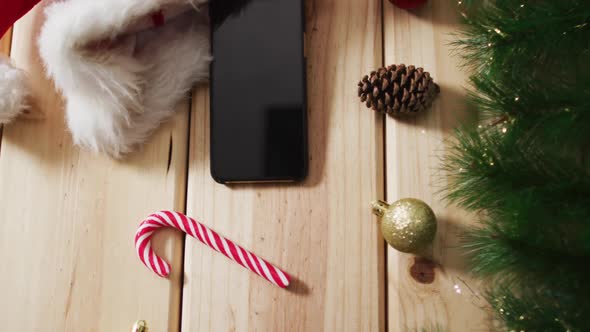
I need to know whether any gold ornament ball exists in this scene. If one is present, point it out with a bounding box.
[132,320,148,332]
[371,198,437,253]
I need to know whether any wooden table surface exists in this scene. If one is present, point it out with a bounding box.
[0,1,491,331]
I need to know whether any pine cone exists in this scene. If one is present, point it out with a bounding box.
[357,64,440,116]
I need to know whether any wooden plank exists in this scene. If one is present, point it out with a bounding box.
[383,2,491,331]
[182,0,385,331]
[1,28,12,56]
[0,6,188,331]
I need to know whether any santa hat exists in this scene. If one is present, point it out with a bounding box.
[0,0,41,123]
[0,0,40,37]
[1,0,211,157]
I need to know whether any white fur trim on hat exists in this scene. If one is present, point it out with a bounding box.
[0,56,29,123]
[38,0,211,157]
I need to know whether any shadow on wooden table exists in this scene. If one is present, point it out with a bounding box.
[391,83,476,133]
[288,275,311,296]
[409,213,480,275]
[401,0,464,25]
[408,213,490,312]
[436,214,492,316]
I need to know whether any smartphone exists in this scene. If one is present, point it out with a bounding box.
[209,0,308,184]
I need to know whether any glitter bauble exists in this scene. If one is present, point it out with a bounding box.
[132,320,148,332]
[372,198,437,253]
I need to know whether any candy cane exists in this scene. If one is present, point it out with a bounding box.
[134,211,290,288]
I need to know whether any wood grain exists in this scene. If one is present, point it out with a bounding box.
[1,28,12,56]
[0,6,188,331]
[0,1,496,330]
[383,2,491,331]
[182,0,385,331]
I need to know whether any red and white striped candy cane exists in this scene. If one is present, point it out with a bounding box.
[134,211,290,288]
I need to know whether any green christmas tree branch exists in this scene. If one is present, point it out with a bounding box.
[446,0,590,330]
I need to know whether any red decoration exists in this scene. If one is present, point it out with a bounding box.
[388,0,428,10]
[0,0,42,37]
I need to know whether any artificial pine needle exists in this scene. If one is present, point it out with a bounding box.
[446,0,590,330]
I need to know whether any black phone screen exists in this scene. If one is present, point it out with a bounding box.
[209,0,307,183]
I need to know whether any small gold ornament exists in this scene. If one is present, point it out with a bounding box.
[371,198,437,253]
[132,320,148,332]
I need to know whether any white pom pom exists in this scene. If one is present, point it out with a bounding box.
[0,56,29,123]
[38,1,211,157]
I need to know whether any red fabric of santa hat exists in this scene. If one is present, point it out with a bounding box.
[0,0,42,37]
